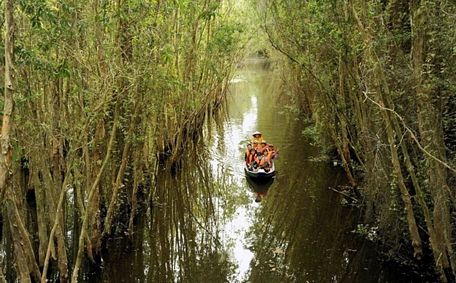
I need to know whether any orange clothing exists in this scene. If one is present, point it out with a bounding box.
[247,153,256,164]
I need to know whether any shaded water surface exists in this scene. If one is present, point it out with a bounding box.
[88,59,416,282]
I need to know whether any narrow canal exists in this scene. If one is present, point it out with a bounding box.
[87,58,416,282]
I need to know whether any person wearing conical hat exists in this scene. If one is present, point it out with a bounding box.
[250,131,264,144]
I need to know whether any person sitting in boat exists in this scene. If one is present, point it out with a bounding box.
[259,143,277,170]
[254,151,267,169]
[246,148,257,170]
[245,143,253,162]
[253,140,265,155]
[252,141,259,152]
[251,131,264,144]
[266,144,278,162]
[259,140,269,155]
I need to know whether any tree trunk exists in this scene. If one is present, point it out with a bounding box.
[411,0,455,280]
[0,0,14,203]
[103,115,135,236]
[5,191,42,281]
[71,100,120,282]
[351,1,424,259]
[41,163,71,283]
[32,167,49,266]
[336,55,357,186]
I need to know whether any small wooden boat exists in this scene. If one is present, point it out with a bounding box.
[244,161,275,180]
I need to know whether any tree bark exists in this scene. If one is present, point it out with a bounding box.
[71,100,120,283]
[411,0,455,280]
[5,191,42,281]
[41,163,72,283]
[0,0,15,203]
[351,1,424,259]
[32,167,50,266]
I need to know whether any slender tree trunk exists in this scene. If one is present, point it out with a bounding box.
[5,202,31,283]
[411,0,455,280]
[103,105,137,236]
[0,0,14,203]
[128,146,143,234]
[5,191,42,281]
[71,101,120,282]
[351,1,424,258]
[38,155,69,281]
[32,167,50,266]
[40,159,72,282]
[336,55,357,186]
[0,1,41,280]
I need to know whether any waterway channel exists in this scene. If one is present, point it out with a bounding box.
[87,59,418,282]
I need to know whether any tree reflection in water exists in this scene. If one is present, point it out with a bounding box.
[244,159,393,283]
[245,176,274,203]
[84,58,414,283]
[88,148,238,282]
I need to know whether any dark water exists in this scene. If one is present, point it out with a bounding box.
[87,59,416,282]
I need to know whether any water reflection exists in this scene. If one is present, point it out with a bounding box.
[245,176,274,203]
[89,151,238,282]
[86,58,410,283]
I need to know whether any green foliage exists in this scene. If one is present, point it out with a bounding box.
[353,224,379,241]
[209,23,244,55]
[4,1,247,279]
[200,2,220,20]
[301,125,319,142]
[259,0,456,276]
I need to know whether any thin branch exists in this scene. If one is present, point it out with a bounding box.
[362,90,456,174]
[189,211,222,247]
[41,156,74,283]
[329,187,359,203]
